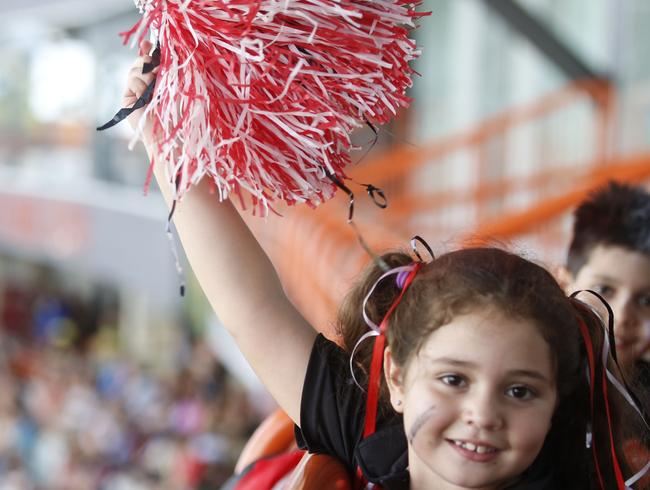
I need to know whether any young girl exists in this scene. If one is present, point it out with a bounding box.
[123,42,648,490]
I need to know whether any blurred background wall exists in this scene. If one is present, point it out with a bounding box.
[0,0,649,488]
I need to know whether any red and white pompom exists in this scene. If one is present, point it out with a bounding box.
[125,0,426,213]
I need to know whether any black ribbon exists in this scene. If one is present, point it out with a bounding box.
[165,200,186,297]
[96,44,160,131]
[364,184,388,209]
[325,170,389,271]
[410,235,435,263]
[570,289,649,427]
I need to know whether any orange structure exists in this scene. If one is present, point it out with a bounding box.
[246,79,650,336]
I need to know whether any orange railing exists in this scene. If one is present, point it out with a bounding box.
[247,79,650,334]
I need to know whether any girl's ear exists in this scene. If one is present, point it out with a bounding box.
[384,346,405,413]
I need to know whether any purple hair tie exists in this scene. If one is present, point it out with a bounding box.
[396,269,411,289]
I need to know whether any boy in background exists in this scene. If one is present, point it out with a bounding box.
[563,181,650,385]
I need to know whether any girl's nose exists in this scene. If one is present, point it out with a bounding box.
[462,391,504,431]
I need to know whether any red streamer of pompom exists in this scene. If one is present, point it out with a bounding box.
[123,0,426,214]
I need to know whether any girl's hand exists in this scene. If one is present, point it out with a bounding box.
[122,40,158,132]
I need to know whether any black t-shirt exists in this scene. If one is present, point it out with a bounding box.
[294,334,409,489]
[294,334,557,490]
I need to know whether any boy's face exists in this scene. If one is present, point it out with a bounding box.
[569,244,650,368]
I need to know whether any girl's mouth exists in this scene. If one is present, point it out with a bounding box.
[447,439,501,462]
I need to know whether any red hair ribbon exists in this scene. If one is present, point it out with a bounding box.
[363,262,422,438]
[575,314,606,489]
[353,262,422,489]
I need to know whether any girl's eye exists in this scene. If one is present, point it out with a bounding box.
[439,374,466,387]
[506,386,536,400]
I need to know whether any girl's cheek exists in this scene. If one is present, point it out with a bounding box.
[407,403,455,468]
[407,404,438,444]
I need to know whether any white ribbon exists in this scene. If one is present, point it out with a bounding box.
[348,264,417,390]
[577,295,650,488]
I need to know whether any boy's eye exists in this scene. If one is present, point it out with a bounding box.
[439,374,466,387]
[592,284,614,298]
[638,294,650,308]
[506,386,536,400]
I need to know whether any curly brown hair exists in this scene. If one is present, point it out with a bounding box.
[336,247,643,489]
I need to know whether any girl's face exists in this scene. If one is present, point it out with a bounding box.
[385,306,557,490]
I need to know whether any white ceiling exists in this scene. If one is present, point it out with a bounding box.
[1,0,135,29]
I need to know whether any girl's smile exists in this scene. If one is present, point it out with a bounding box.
[386,306,558,490]
[447,438,501,462]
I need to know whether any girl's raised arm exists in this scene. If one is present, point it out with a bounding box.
[124,43,317,424]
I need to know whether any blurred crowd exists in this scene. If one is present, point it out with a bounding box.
[0,281,265,490]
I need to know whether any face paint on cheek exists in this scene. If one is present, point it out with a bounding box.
[407,405,437,444]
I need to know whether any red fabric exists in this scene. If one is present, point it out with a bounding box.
[234,450,305,490]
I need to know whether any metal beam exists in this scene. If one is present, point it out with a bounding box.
[484,0,608,82]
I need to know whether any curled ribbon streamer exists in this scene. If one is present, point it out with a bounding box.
[627,460,650,488]
[349,329,380,391]
[410,235,435,263]
[349,262,420,390]
[325,170,390,271]
[597,316,650,487]
[361,264,417,333]
[571,292,650,488]
[165,200,187,297]
[97,43,161,132]
[97,78,157,131]
[363,262,422,439]
[574,313,605,489]
[573,291,649,424]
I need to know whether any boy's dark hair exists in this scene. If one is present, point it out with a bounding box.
[567,181,650,275]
